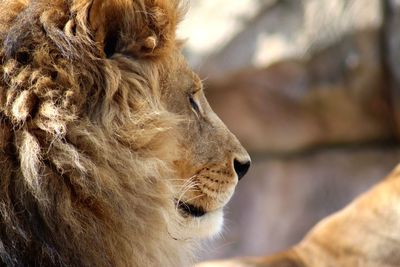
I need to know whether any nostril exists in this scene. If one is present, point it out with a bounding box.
[234,159,251,181]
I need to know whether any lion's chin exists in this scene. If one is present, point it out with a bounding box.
[191,208,224,238]
[173,208,224,239]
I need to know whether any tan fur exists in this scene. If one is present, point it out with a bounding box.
[0,1,250,266]
[198,166,400,267]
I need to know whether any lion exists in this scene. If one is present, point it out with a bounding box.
[198,165,400,267]
[0,0,251,266]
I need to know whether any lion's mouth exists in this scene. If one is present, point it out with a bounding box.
[175,200,206,217]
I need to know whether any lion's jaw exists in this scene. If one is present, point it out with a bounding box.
[167,207,224,240]
[186,209,225,238]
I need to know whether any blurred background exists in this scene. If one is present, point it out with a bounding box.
[178,0,400,262]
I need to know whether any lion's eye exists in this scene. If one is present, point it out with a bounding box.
[189,95,200,114]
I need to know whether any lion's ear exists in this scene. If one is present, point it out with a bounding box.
[89,0,181,58]
[88,0,125,57]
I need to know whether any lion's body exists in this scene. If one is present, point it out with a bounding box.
[0,1,250,266]
[198,166,400,267]
[290,167,400,267]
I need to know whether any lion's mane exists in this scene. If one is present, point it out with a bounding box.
[0,0,190,266]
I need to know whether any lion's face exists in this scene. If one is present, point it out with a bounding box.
[87,0,251,239]
[161,55,251,238]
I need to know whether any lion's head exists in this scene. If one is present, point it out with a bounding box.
[0,0,250,266]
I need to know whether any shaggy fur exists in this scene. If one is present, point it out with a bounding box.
[0,0,253,266]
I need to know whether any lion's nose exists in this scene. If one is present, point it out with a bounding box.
[234,159,251,181]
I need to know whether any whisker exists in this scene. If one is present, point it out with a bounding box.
[175,181,199,207]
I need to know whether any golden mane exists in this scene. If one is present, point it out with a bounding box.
[0,0,193,266]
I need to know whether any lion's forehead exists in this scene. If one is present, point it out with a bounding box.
[159,55,202,94]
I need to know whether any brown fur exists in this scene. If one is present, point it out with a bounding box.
[0,1,250,266]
